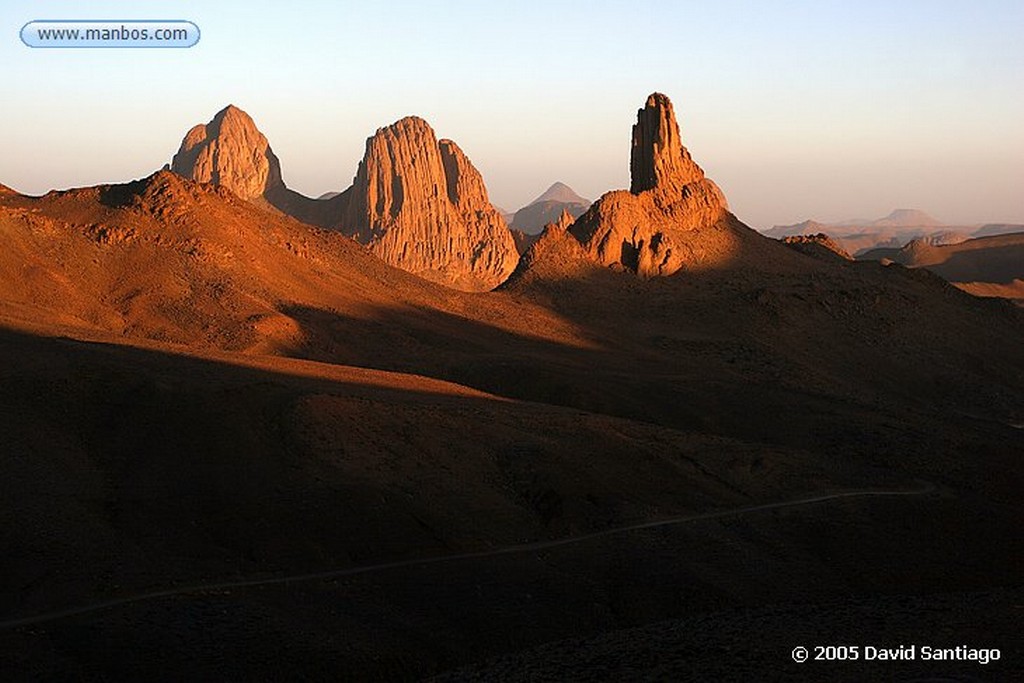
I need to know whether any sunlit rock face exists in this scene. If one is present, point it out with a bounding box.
[340,116,519,292]
[171,106,517,292]
[171,105,283,201]
[570,93,729,276]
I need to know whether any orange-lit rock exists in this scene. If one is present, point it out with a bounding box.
[340,116,519,291]
[171,105,283,201]
[570,93,728,276]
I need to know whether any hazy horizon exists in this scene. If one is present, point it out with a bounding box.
[2,0,1022,228]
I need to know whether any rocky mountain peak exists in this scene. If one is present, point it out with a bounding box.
[566,92,730,277]
[629,93,705,196]
[170,104,283,201]
[339,116,518,291]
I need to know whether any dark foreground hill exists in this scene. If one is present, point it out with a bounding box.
[0,96,1021,680]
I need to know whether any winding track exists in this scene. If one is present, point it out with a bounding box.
[0,483,936,630]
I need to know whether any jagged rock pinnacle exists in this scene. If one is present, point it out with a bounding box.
[340,116,518,291]
[629,93,705,196]
[567,92,730,277]
[170,105,283,201]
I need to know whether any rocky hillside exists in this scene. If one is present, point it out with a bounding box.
[781,233,853,262]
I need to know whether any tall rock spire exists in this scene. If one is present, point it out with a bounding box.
[629,93,705,196]
[567,92,730,277]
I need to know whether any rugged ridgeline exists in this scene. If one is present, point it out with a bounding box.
[510,207,578,257]
[505,209,591,282]
[339,117,519,291]
[781,233,853,263]
[567,93,731,276]
[171,107,518,291]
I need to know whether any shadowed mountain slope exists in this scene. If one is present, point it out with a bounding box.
[1,93,1022,680]
[861,232,1024,282]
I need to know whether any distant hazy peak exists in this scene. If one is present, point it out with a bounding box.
[530,182,590,207]
[826,209,945,228]
[871,209,944,228]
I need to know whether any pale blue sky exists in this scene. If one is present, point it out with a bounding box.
[2,0,1022,226]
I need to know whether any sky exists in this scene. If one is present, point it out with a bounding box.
[2,0,1022,228]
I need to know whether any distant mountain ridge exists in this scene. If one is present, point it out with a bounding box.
[766,209,946,238]
[764,209,1022,258]
[859,232,1024,303]
[844,209,944,228]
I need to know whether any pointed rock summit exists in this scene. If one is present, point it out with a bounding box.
[171,105,283,201]
[169,105,346,228]
[552,208,576,231]
[532,182,590,206]
[339,116,518,291]
[568,93,729,276]
[629,93,705,196]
